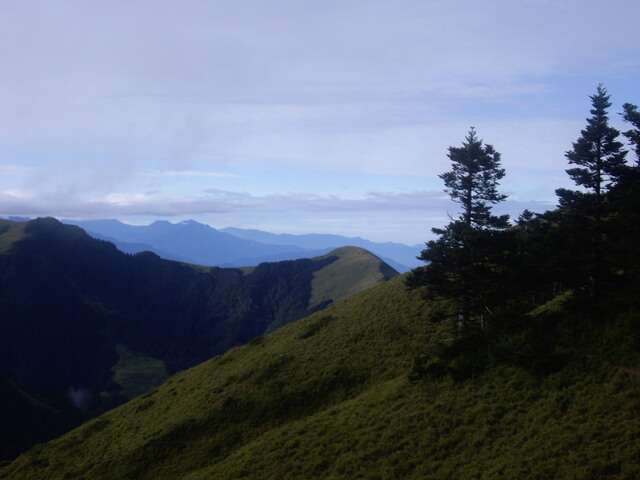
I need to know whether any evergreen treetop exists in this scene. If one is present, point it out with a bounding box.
[559,84,626,205]
[621,102,640,166]
[407,128,509,330]
[441,127,509,230]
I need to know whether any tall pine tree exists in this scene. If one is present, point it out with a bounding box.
[555,85,627,297]
[606,102,640,289]
[407,127,509,330]
[556,84,626,209]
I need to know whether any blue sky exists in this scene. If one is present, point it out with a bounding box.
[1,0,639,245]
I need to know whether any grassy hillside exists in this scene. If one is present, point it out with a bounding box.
[308,246,399,309]
[3,276,640,479]
[0,218,397,461]
[0,220,27,253]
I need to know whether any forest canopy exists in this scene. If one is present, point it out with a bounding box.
[407,84,640,338]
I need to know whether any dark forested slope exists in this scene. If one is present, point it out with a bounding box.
[0,217,396,460]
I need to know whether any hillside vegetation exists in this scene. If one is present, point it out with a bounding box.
[0,218,396,461]
[0,220,27,253]
[309,246,399,309]
[3,274,640,479]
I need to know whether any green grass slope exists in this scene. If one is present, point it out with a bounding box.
[308,246,399,309]
[3,276,640,479]
[0,220,27,254]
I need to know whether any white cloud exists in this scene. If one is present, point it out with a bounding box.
[0,183,557,244]
[0,0,637,242]
[3,189,38,199]
[2,1,638,148]
[1,186,553,218]
[137,170,241,178]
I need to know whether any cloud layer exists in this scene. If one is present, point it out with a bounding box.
[1,0,639,243]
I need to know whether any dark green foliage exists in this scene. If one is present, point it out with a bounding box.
[410,328,490,381]
[554,85,626,292]
[554,89,640,299]
[621,102,640,165]
[428,133,505,221]
[406,87,640,390]
[557,84,626,206]
[607,180,640,289]
[407,128,509,329]
[440,127,508,230]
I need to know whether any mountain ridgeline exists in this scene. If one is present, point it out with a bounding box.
[64,219,421,272]
[0,217,397,461]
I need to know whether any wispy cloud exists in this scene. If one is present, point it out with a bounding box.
[0,185,557,244]
[137,170,242,178]
[1,187,554,219]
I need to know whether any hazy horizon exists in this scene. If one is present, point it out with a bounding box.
[1,0,639,244]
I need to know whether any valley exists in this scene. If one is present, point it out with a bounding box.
[0,217,397,461]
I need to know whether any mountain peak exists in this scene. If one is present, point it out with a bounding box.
[308,245,398,309]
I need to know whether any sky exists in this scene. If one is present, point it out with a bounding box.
[1,0,639,245]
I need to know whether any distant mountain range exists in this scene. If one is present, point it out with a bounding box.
[0,217,397,461]
[63,219,422,272]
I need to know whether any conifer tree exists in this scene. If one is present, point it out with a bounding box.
[621,102,640,166]
[607,102,640,286]
[440,127,509,231]
[556,85,627,297]
[556,84,626,208]
[407,128,509,330]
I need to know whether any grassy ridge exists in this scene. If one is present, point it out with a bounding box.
[0,220,27,254]
[309,246,398,308]
[3,276,640,479]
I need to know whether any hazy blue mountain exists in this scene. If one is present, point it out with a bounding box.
[64,219,313,267]
[65,219,421,271]
[221,227,422,272]
[75,231,194,263]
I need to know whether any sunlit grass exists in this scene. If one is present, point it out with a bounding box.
[3,276,640,480]
[0,220,27,254]
[309,246,398,308]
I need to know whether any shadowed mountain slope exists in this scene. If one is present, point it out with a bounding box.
[0,218,396,461]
